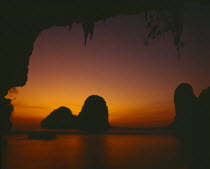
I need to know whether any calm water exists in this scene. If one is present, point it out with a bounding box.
[4,134,184,169]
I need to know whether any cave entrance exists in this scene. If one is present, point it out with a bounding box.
[9,14,179,131]
[7,5,210,131]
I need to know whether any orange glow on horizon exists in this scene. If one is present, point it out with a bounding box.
[11,86,175,129]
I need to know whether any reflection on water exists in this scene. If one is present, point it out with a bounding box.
[4,135,183,169]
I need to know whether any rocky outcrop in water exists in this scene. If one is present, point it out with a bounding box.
[78,95,110,130]
[173,83,197,138]
[41,106,77,129]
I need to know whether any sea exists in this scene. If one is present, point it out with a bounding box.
[2,129,186,169]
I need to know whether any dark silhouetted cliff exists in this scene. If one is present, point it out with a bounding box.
[0,98,13,133]
[173,83,197,139]
[41,106,77,129]
[195,87,210,169]
[198,87,210,132]
[172,84,210,169]
[78,95,110,130]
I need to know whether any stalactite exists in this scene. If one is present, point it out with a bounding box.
[82,21,95,46]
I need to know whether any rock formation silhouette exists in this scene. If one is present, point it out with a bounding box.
[195,87,210,169]
[0,98,13,133]
[174,83,197,140]
[198,87,210,132]
[173,84,210,169]
[78,95,110,130]
[41,106,77,129]
[173,83,197,168]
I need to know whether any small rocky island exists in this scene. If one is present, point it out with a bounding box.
[41,106,78,129]
[78,95,110,130]
[28,131,56,140]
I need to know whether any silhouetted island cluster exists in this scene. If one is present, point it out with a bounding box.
[171,83,210,169]
[172,83,210,138]
[41,95,110,130]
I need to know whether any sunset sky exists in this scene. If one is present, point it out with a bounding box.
[9,3,210,130]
